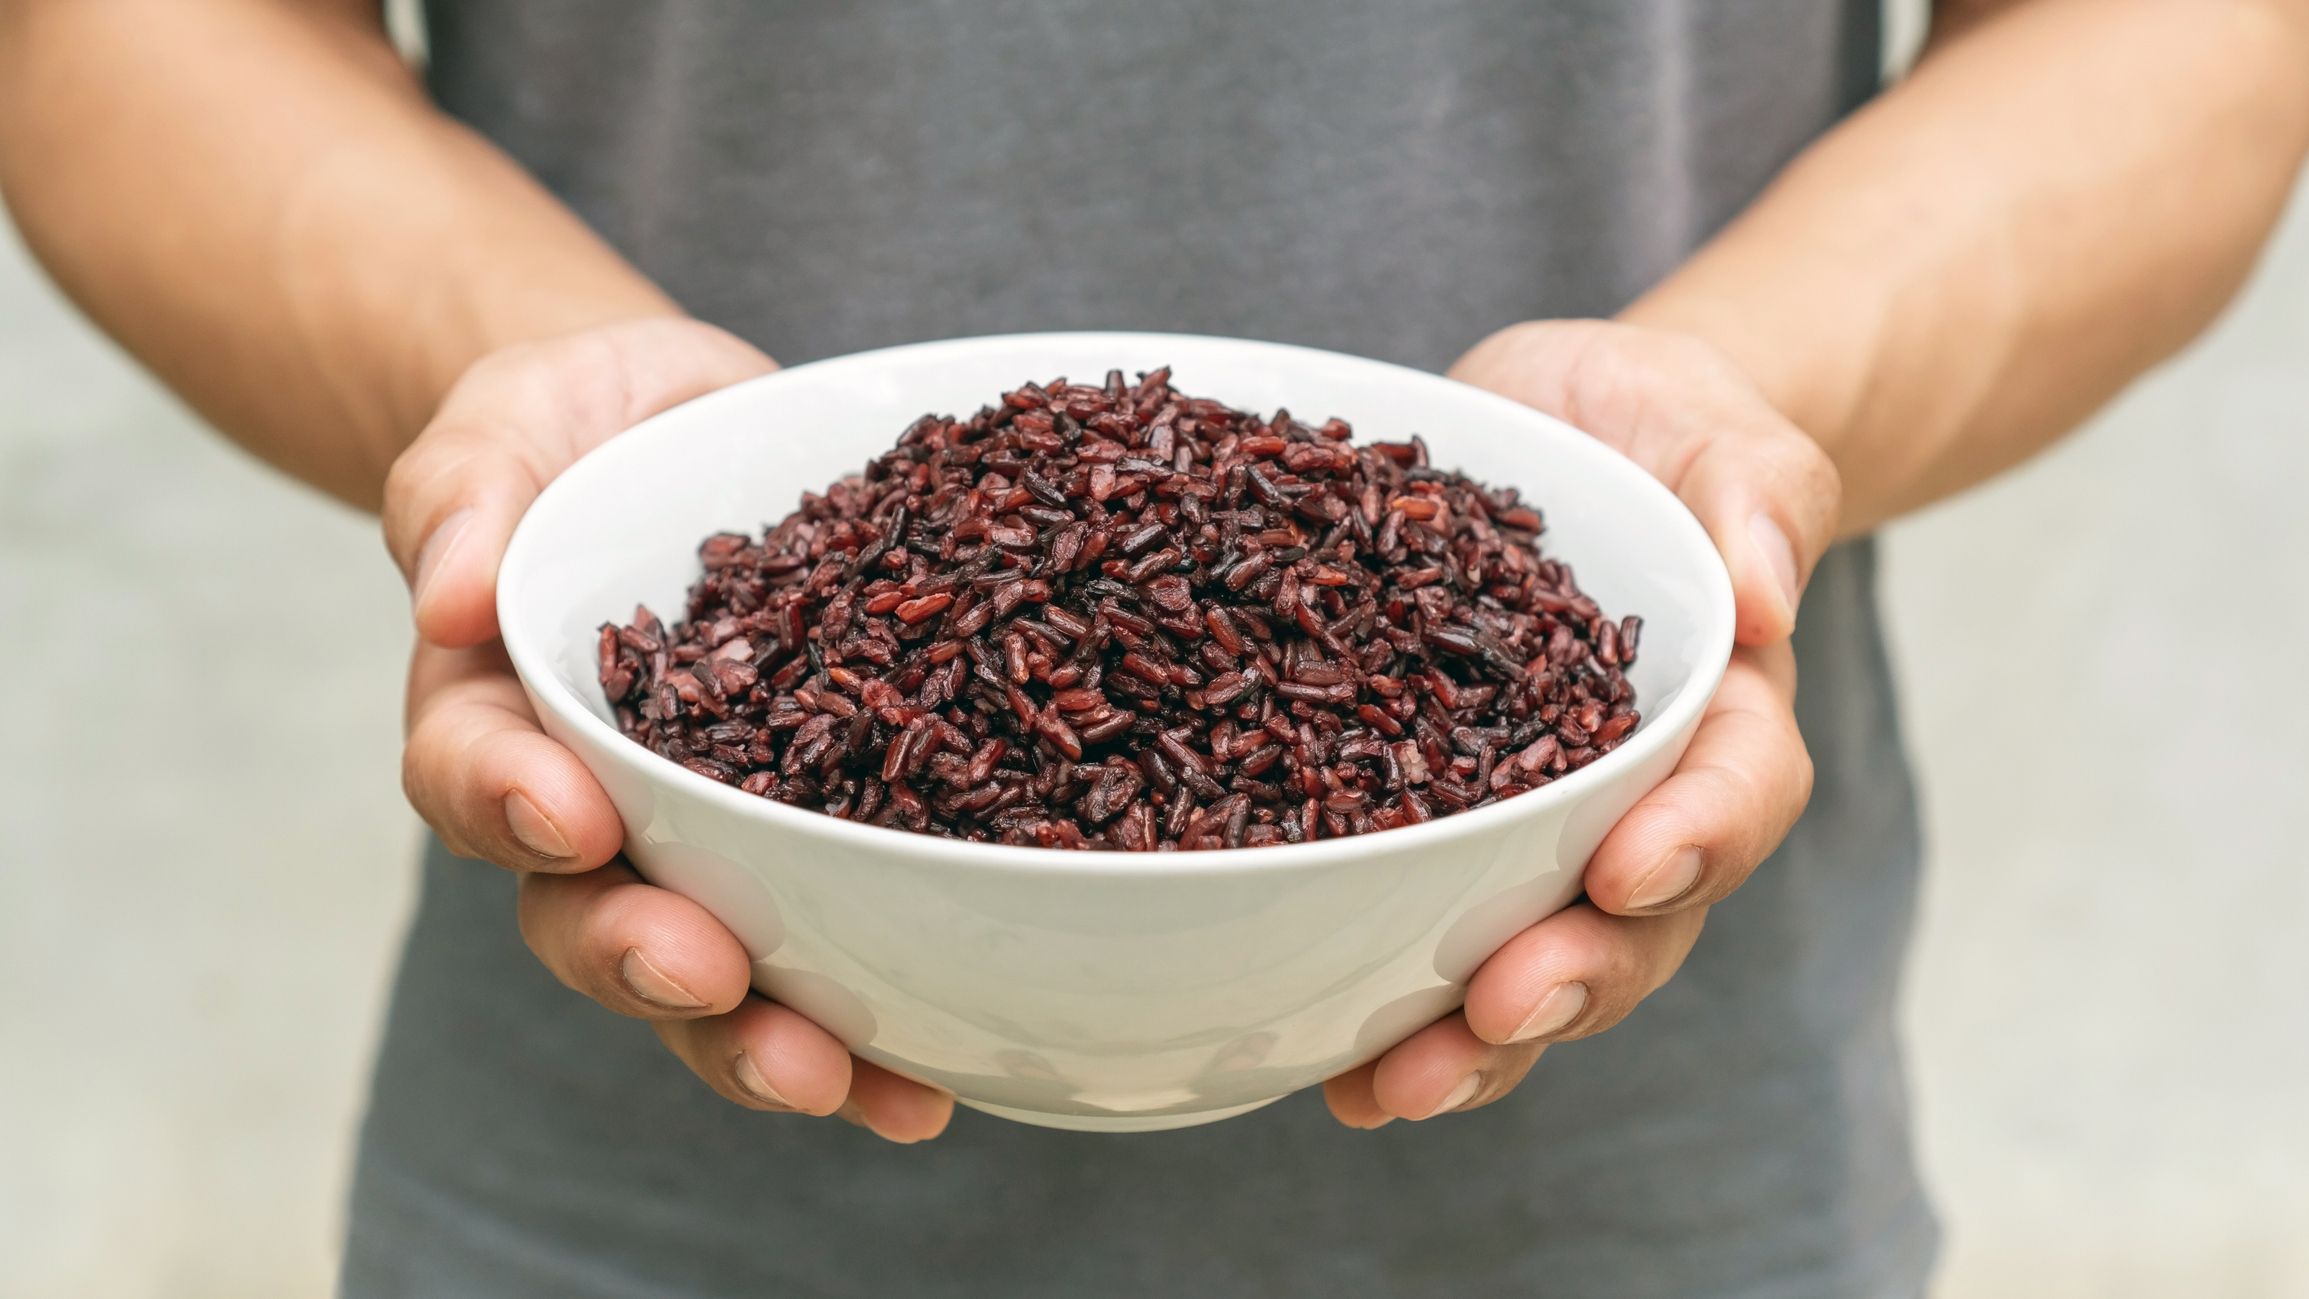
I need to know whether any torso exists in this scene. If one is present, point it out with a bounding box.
[342,4,1935,1294]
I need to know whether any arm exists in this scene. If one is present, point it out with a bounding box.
[0,0,950,1140]
[0,0,672,505]
[1628,0,2309,532]
[1331,0,2309,1124]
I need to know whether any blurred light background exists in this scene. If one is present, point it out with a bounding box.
[3,5,2304,1293]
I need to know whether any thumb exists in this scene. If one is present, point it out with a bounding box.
[1676,427,1842,646]
[382,318,775,648]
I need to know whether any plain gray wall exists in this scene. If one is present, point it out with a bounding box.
[1,25,2302,1291]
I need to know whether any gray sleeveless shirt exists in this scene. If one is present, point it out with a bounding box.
[345,3,1933,1295]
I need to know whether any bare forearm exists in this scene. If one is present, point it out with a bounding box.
[1627,0,2309,532]
[0,0,675,507]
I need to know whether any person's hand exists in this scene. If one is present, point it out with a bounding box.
[383,317,955,1142]
[1324,319,1842,1127]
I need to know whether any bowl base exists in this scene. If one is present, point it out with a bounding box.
[960,1095,1282,1133]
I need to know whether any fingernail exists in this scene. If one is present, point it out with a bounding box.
[619,947,705,1010]
[1629,845,1704,911]
[734,1052,796,1109]
[1507,981,1589,1043]
[503,791,573,860]
[1748,512,1801,626]
[1420,1073,1484,1120]
[411,507,475,617]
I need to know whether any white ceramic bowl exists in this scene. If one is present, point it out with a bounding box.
[499,332,1732,1132]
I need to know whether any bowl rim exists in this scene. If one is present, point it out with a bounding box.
[499,330,1735,877]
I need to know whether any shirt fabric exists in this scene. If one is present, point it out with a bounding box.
[343,3,1935,1295]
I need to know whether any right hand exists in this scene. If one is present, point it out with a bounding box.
[383,317,955,1142]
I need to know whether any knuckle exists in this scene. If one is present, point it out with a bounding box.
[402,708,537,863]
[1729,754,1778,813]
[1475,1054,1541,1105]
[1553,910,1639,989]
[452,341,548,398]
[1690,760,1757,827]
[1787,432,1842,502]
[380,445,420,519]
[1557,989,1629,1041]
[404,706,479,796]
[1451,324,1531,384]
[1568,955,1674,1038]
[1612,325,1727,393]
[1789,429,1837,484]
[397,741,431,818]
[398,722,469,835]
[461,724,524,794]
[1601,930,1657,992]
[390,422,533,515]
[382,441,476,566]
[515,880,598,998]
[1789,738,1817,809]
[379,445,434,562]
[513,875,558,962]
[382,416,461,490]
[1756,431,1843,534]
[1497,318,1561,354]
[557,893,641,1003]
[1652,328,1726,377]
[575,878,655,963]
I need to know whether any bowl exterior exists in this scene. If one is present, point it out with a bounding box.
[499,331,1733,1132]
[529,684,1698,1130]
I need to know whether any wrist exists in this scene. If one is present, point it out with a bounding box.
[1613,291,1857,453]
[1614,287,1894,537]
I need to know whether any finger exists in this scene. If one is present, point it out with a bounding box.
[655,999,853,1116]
[401,640,624,871]
[1581,643,1808,916]
[1463,902,1708,1048]
[381,320,775,648]
[1677,424,1842,645]
[836,1058,958,1144]
[516,859,752,1019]
[382,421,546,650]
[1321,1060,1395,1130]
[1367,1012,1544,1121]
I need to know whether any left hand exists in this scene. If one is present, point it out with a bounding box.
[1324,320,1843,1127]
[384,318,956,1142]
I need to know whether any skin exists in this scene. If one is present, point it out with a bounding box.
[4,0,2306,1142]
